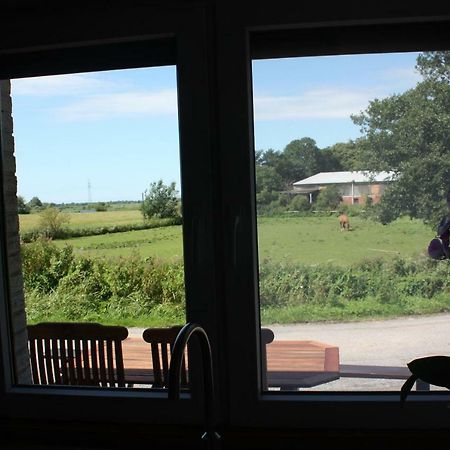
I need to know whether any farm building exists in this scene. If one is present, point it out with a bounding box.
[293,171,396,205]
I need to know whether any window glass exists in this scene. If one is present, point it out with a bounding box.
[252,51,450,391]
[7,66,187,388]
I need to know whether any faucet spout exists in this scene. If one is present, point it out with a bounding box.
[168,323,220,450]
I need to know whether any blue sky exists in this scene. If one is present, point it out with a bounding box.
[11,51,421,203]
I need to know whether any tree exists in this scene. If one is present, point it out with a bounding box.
[321,140,366,172]
[38,207,70,238]
[27,196,43,209]
[351,51,450,226]
[278,138,322,187]
[141,180,179,220]
[255,165,283,194]
[17,195,30,214]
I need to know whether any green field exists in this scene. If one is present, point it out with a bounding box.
[55,225,183,261]
[256,216,431,265]
[19,209,143,232]
[49,215,433,265]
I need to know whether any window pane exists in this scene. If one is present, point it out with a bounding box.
[4,66,187,389]
[253,51,450,391]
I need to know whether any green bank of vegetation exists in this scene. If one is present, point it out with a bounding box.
[22,238,185,327]
[23,238,450,326]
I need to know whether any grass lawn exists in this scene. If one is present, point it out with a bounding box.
[50,215,433,265]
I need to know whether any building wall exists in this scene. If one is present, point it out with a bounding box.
[0,80,31,384]
[339,183,386,205]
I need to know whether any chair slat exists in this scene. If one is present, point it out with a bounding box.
[98,340,107,386]
[59,338,70,385]
[81,338,91,385]
[36,339,47,384]
[51,338,61,384]
[90,338,100,385]
[106,340,115,387]
[43,338,54,384]
[114,339,125,387]
[67,339,76,385]
[28,338,40,384]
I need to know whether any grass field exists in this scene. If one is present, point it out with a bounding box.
[19,209,143,232]
[256,215,432,265]
[55,225,183,261]
[49,215,432,265]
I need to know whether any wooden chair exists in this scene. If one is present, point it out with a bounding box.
[261,327,275,390]
[142,326,186,388]
[142,326,275,389]
[27,322,128,387]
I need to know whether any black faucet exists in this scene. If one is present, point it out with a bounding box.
[168,323,221,450]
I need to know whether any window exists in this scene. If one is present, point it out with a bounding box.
[10,64,187,388]
[0,6,217,427]
[1,2,450,441]
[218,16,450,429]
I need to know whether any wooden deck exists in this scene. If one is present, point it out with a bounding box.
[122,337,340,389]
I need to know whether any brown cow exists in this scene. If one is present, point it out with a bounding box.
[338,214,350,231]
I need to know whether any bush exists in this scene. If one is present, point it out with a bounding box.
[22,239,186,323]
[315,185,342,210]
[258,256,450,310]
[288,195,311,212]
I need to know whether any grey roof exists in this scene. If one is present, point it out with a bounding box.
[293,171,396,186]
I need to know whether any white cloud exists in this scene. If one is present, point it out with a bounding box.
[56,89,178,121]
[11,74,116,96]
[379,66,421,86]
[254,87,380,121]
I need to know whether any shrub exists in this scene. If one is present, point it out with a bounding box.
[288,195,311,212]
[22,239,186,323]
[315,185,342,210]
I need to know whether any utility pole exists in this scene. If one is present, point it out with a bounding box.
[88,179,92,204]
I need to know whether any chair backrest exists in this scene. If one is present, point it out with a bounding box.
[142,326,187,389]
[27,322,128,387]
